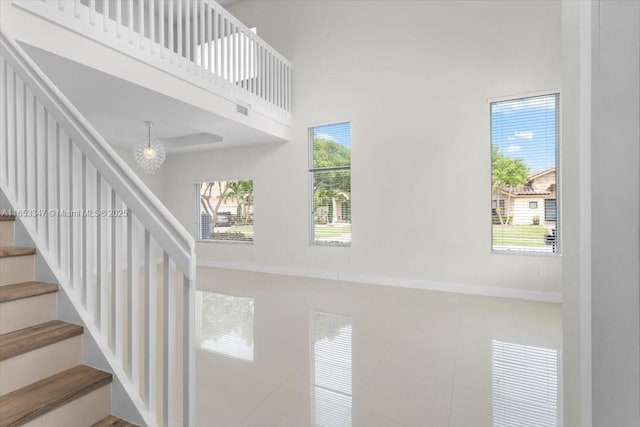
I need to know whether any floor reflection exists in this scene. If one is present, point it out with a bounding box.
[197,291,255,362]
[492,340,559,427]
[311,312,353,427]
[195,267,562,427]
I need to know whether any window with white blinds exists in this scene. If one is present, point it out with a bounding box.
[197,291,255,362]
[311,312,353,427]
[309,123,351,246]
[195,180,254,242]
[491,94,559,253]
[492,340,559,427]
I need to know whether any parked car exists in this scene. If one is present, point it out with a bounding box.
[215,212,235,227]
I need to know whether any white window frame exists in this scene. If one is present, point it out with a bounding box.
[489,91,561,256]
[308,122,352,247]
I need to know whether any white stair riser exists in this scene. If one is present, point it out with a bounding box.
[0,255,35,286]
[0,336,82,395]
[0,293,57,334]
[20,384,111,427]
[0,222,14,246]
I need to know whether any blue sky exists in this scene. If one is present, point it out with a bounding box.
[491,95,558,173]
[313,122,351,150]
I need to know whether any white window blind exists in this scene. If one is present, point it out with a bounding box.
[309,123,351,245]
[311,312,353,427]
[197,291,255,361]
[491,94,559,253]
[195,180,254,242]
[492,340,559,427]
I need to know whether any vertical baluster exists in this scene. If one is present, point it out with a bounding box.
[200,0,205,74]
[43,110,50,249]
[143,230,151,404]
[257,45,262,100]
[288,66,292,112]
[102,0,108,32]
[116,0,122,38]
[238,27,243,86]
[1,60,8,187]
[231,19,236,84]
[139,0,145,50]
[177,0,182,63]
[159,0,165,57]
[68,141,74,290]
[11,72,17,195]
[31,96,39,230]
[21,82,27,208]
[128,0,133,43]
[185,0,190,65]
[207,5,212,78]
[168,0,174,62]
[278,60,282,109]
[129,215,141,387]
[144,231,157,414]
[162,254,175,426]
[55,124,61,268]
[149,0,155,54]
[81,154,87,305]
[224,16,229,82]
[212,7,218,78]
[191,0,198,74]
[89,0,95,25]
[114,196,125,360]
[96,171,103,327]
[183,276,196,427]
[74,0,80,18]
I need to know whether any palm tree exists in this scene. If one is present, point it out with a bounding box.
[223,180,254,224]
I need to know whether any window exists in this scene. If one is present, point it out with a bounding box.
[309,123,351,245]
[195,180,254,242]
[491,94,559,253]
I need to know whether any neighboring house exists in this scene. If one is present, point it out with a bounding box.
[493,167,557,226]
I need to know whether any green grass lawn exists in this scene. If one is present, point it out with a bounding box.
[493,224,548,247]
[314,224,352,239]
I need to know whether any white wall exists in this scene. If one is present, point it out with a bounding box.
[590,1,640,425]
[163,0,563,298]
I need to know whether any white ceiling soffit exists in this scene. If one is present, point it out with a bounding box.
[20,43,284,153]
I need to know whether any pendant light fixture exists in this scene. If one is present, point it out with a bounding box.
[134,121,166,174]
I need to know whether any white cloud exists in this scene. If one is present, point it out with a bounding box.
[506,144,522,153]
[315,132,335,141]
[514,131,534,140]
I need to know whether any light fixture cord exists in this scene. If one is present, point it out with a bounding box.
[148,124,151,149]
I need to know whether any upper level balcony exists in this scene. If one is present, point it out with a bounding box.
[0,0,292,152]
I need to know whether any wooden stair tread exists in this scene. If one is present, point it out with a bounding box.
[0,281,58,303]
[0,320,83,361]
[0,246,36,258]
[0,365,112,426]
[0,216,15,221]
[91,415,139,427]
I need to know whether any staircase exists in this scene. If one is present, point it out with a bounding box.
[0,20,197,425]
[0,215,137,426]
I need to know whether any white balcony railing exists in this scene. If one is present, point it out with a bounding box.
[13,0,292,123]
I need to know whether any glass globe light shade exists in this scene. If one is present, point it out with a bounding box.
[134,122,166,174]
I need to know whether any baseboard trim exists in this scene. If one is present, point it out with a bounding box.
[196,260,563,303]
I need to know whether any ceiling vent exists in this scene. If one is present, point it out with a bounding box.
[236,104,249,116]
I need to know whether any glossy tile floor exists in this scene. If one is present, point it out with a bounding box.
[195,268,562,427]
